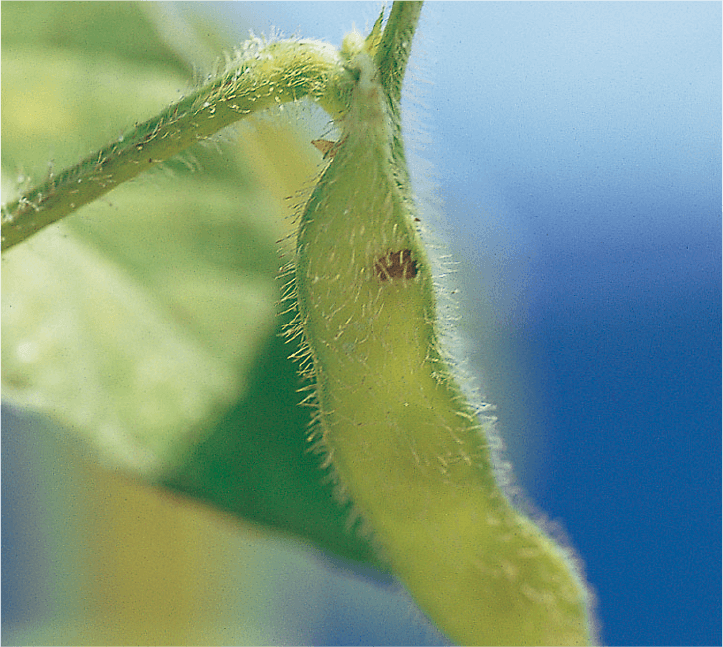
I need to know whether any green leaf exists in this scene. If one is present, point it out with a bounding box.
[1,1,384,571]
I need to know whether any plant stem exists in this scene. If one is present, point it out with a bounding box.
[0,2,422,254]
[374,1,422,200]
[376,1,423,106]
[1,39,349,252]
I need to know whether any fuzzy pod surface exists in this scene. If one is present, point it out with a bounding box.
[293,31,595,647]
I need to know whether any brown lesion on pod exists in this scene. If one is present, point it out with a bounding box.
[374,249,418,282]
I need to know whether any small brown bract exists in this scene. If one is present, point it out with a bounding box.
[374,249,418,282]
[311,138,345,159]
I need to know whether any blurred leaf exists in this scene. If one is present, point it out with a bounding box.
[2,1,384,571]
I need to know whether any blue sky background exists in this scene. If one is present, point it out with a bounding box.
[203,3,721,645]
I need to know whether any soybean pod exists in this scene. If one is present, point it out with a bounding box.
[293,20,594,647]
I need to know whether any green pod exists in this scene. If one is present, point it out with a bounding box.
[294,39,594,647]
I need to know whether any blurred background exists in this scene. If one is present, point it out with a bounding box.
[3,2,720,645]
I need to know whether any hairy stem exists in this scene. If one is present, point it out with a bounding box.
[376,0,423,106]
[1,39,350,252]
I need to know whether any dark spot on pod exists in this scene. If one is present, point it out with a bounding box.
[374,249,418,282]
